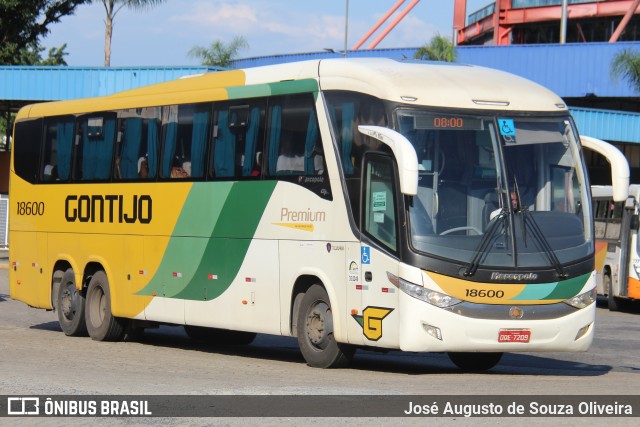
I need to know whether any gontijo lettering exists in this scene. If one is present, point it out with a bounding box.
[65,194,152,224]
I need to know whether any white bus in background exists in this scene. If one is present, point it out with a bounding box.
[592,185,640,310]
[581,135,637,311]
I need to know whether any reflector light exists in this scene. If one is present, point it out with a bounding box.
[575,323,592,341]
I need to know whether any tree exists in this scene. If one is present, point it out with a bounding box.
[188,36,249,68]
[11,42,68,66]
[40,44,70,66]
[611,48,640,93]
[0,0,89,65]
[96,0,166,67]
[414,34,457,62]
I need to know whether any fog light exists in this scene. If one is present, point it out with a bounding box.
[575,323,592,341]
[422,322,442,341]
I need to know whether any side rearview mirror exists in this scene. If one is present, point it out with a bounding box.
[357,125,418,196]
[580,135,629,202]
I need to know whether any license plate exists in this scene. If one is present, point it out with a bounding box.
[498,329,530,343]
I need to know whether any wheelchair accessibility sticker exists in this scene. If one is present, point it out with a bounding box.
[498,118,516,144]
[361,246,371,265]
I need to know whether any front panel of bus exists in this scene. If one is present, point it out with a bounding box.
[326,91,596,352]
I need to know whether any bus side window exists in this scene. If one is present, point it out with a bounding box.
[211,102,265,179]
[115,108,161,180]
[267,94,324,177]
[240,107,263,177]
[161,103,211,179]
[74,114,116,181]
[13,118,43,184]
[363,154,398,252]
[212,109,235,177]
[42,117,74,182]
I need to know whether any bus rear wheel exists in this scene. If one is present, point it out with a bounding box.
[448,352,503,371]
[85,271,125,341]
[297,284,354,368]
[57,268,88,337]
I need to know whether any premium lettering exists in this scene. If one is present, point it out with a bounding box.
[280,207,326,222]
[65,194,152,224]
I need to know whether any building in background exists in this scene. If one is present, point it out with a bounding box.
[457,0,640,45]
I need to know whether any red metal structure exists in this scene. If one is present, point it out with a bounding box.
[455,0,640,45]
[352,0,421,50]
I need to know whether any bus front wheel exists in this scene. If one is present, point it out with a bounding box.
[57,268,88,337]
[448,352,503,371]
[604,274,620,311]
[297,284,354,368]
[85,271,125,341]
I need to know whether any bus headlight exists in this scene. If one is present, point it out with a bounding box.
[563,288,597,309]
[399,279,462,308]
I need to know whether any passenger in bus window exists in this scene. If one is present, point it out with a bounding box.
[252,151,262,177]
[138,157,148,179]
[171,157,189,178]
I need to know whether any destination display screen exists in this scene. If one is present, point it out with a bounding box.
[414,114,483,131]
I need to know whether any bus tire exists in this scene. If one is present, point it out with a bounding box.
[448,352,503,371]
[184,326,256,345]
[604,273,619,311]
[85,271,125,341]
[297,284,354,368]
[56,268,88,337]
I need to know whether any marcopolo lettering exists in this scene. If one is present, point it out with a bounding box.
[490,272,538,281]
[65,194,152,224]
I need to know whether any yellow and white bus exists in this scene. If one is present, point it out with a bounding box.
[9,58,625,370]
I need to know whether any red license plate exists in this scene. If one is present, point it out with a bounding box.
[498,329,530,343]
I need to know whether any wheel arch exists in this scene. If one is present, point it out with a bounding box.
[83,259,118,307]
[288,272,346,342]
[50,260,72,309]
[289,275,317,336]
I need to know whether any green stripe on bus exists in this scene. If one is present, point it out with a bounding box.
[269,79,319,96]
[226,84,272,100]
[543,273,591,300]
[511,282,558,301]
[137,181,277,300]
[226,79,319,100]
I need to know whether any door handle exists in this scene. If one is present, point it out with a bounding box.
[364,271,372,282]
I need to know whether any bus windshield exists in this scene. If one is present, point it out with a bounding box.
[398,110,592,270]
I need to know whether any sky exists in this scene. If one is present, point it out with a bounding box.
[42,0,490,67]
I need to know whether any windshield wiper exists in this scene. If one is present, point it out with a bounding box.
[463,208,508,277]
[517,206,567,279]
[512,179,567,279]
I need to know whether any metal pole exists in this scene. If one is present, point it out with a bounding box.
[560,0,568,44]
[344,0,349,57]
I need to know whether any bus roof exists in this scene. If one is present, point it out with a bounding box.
[18,58,567,120]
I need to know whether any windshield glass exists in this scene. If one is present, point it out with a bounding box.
[398,110,593,270]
